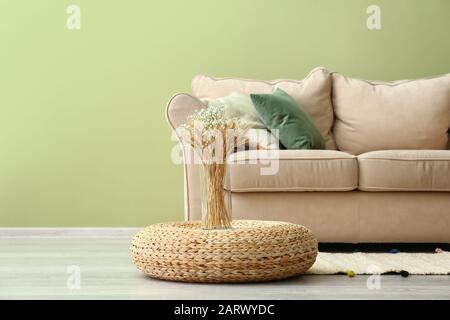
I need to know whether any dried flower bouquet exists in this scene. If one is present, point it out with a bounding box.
[177,105,247,229]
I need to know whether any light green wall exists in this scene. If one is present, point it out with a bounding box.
[0,0,449,226]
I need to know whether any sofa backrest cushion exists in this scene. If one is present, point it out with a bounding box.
[192,67,336,150]
[332,73,450,155]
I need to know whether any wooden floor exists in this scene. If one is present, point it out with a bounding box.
[0,228,448,300]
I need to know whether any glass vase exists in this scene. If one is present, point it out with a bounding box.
[200,162,232,230]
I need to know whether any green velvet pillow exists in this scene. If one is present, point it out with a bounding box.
[250,88,325,149]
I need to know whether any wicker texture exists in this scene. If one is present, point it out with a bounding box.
[130,220,318,283]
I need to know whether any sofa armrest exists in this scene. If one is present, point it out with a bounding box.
[165,93,205,130]
[165,93,205,221]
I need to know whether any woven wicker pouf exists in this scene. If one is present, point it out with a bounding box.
[130,220,318,283]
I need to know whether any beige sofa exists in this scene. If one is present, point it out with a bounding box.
[166,67,450,243]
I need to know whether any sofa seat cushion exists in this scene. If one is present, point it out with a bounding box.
[227,150,357,192]
[358,150,450,191]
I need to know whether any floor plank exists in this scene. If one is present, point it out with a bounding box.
[0,232,448,300]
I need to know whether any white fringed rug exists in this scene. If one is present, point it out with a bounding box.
[307,251,450,275]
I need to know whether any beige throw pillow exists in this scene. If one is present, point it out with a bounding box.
[208,92,279,150]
